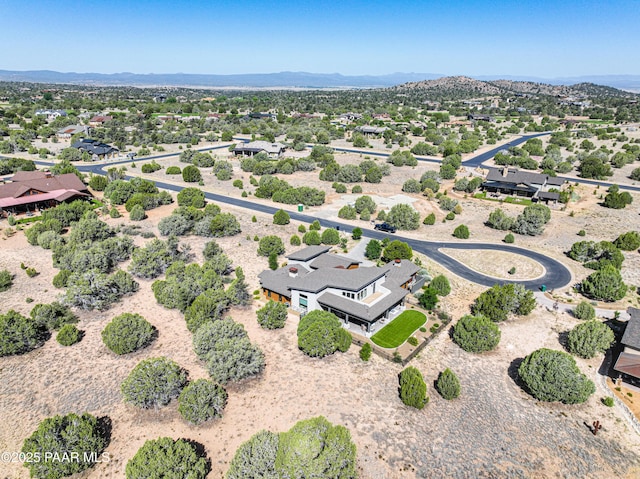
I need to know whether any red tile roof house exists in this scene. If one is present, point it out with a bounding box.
[89,115,113,127]
[0,171,90,216]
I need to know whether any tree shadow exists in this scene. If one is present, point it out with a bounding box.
[507,357,525,388]
[558,330,570,351]
[97,416,113,447]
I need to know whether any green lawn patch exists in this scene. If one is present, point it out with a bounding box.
[371,310,427,349]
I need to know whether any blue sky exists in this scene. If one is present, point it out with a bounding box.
[1,0,638,77]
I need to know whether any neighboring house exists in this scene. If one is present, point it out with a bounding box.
[481,167,564,203]
[56,125,90,140]
[71,138,119,160]
[233,141,286,158]
[0,171,90,215]
[355,125,388,136]
[258,246,425,335]
[246,112,276,121]
[35,109,67,121]
[89,115,113,127]
[614,308,640,382]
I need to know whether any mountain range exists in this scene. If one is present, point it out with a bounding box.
[0,69,639,91]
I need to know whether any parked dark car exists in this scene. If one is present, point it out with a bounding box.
[374,222,396,233]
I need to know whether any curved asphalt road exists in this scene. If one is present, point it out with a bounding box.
[37,137,579,290]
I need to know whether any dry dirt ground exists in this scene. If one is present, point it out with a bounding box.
[1,142,640,477]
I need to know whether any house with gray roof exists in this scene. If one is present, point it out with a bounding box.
[35,109,67,121]
[482,166,565,202]
[258,247,423,335]
[71,138,119,160]
[56,125,90,140]
[614,308,640,380]
[233,141,286,158]
[355,125,388,136]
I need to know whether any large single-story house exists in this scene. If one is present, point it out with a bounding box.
[468,114,495,122]
[71,139,119,160]
[614,308,640,381]
[355,125,388,136]
[0,171,90,215]
[56,125,90,140]
[233,141,286,159]
[482,167,565,202]
[258,245,425,335]
[35,109,67,121]
[89,115,113,127]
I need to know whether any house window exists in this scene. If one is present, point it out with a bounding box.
[342,291,355,299]
[299,294,308,308]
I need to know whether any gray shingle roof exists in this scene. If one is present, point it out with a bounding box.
[294,267,386,293]
[309,254,360,270]
[485,167,565,187]
[317,286,408,323]
[286,245,331,261]
[622,308,640,350]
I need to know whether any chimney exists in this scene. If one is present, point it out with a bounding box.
[288,267,298,278]
[502,167,508,177]
[394,259,402,267]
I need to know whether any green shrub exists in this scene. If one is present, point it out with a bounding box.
[360,342,372,361]
[430,274,451,296]
[577,229,586,236]
[0,269,13,292]
[567,320,615,358]
[102,313,155,355]
[573,301,596,320]
[504,233,515,243]
[227,417,356,479]
[30,302,77,330]
[166,166,182,175]
[435,368,461,400]
[121,357,188,408]
[614,231,640,251]
[178,379,227,424]
[407,336,419,346]
[518,348,595,404]
[182,165,202,182]
[273,209,290,225]
[352,185,363,193]
[297,310,351,358]
[453,224,470,239]
[110,207,121,218]
[445,211,455,221]
[602,396,615,407]
[290,234,301,246]
[52,269,72,288]
[471,283,535,322]
[89,175,108,191]
[129,204,146,221]
[452,314,501,353]
[0,310,48,357]
[398,366,428,409]
[257,300,288,329]
[418,287,439,310]
[423,213,436,225]
[352,227,362,240]
[258,235,285,257]
[581,264,627,302]
[321,228,340,245]
[56,324,82,346]
[22,413,109,479]
[302,230,321,245]
[126,437,208,479]
[25,267,39,277]
[177,187,205,208]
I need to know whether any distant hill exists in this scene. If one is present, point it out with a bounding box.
[0,69,639,91]
[394,76,637,98]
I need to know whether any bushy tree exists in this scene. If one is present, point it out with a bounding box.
[435,368,461,400]
[382,240,413,261]
[273,209,290,225]
[209,213,241,237]
[418,287,439,310]
[430,275,451,296]
[121,357,188,409]
[30,302,77,330]
[614,231,640,251]
[568,240,624,270]
[364,239,382,260]
[386,203,420,230]
[402,179,422,193]
[178,379,227,425]
[129,237,191,279]
[22,413,109,479]
[399,366,428,409]
[56,324,82,346]
[177,187,205,208]
[352,227,362,240]
[512,204,551,236]
[193,318,265,384]
[0,269,13,291]
[486,208,514,231]
[574,301,596,320]
[158,214,192,236]
[580,264,627,302]
[423,213,436,225]
[360,342,372,361]
[302,230,321,245]
[258,235,285,257]
[338,205,357,220]
[182,165,202,182]
[568,320,615,359]
[452,314,501,353]
[0,310,48,356]
[129,204,146,221]
[126,437,208,479]
[518,348,595,404]
[88,175,108,191]
[227,417,356,479]
[257,300,288,329]
[102,313,155,355]
[321,228,340,245]
[297,310,350,358]
[453,224,470,239]
[471,283,536,322]
[354,195,376,214]
[184,289,230,332]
